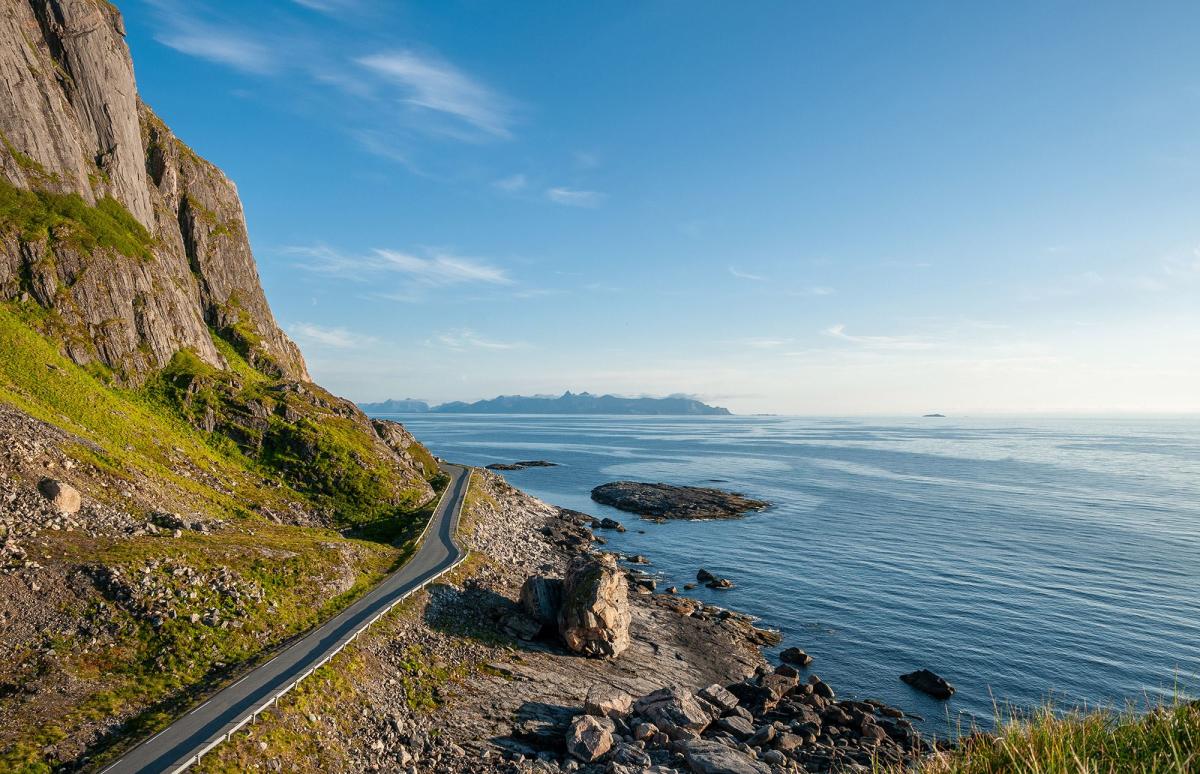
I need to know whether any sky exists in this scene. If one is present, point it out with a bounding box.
[123,0,1200,414]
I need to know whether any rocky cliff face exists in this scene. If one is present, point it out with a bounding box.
[0,0,307,382]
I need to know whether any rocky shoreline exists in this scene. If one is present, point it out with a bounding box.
[192,469,947,774]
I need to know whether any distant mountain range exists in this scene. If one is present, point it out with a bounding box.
[358,391,732,416]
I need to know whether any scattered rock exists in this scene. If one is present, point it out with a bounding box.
[565,715,615,762]
[597,517,625,532]
[584,684,633,719]
[681,740,770,774]
[901,669,956,700]
[36,479,81,515]
[779,647,813,667]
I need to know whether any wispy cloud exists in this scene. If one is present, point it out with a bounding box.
[824,323,937,350]
[792,286,835,297]
[289,322,376,349]
[729,266,765,281]
[546,187,606,207]
[430,329,523,351]
[291,0,359,12]
[290,245,513,287]
[149,2,275,74]
[356,51,514,139]
[493,173,528,192]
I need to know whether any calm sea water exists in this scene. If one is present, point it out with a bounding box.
[378,414,1200,733]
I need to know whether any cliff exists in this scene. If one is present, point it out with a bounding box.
[0,0,306,382]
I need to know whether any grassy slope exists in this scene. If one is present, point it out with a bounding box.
[0,302,442,772]
[909,699,1199,774]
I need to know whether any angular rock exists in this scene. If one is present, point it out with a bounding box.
[37,479,81,515]
[780,647,813,667]
[558,553,631,658]
[584,684,633,719]
[681,740,770,774]
[901,669,955,700]
[565,714,615,763]
[636,686,713,737]
[697,683,740,713]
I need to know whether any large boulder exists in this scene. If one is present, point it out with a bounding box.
[519,575,563,628]
[584,684,633,719]
[634,686,713,737]
[558,553,631,658]
[37,478,81,514]
[565,714,615,762]
[681,740,770,774]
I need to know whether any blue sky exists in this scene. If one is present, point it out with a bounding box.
[125,0,1200,413]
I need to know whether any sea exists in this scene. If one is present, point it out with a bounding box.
[375,413,1200,734]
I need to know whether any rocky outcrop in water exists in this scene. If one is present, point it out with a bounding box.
[591,481,769,520]
[900,668,956,700]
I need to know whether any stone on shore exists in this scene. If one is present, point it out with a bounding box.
[584,684,633,719]
[565,714,615,762]
[558,553,631,658]
[681,740,770,774]
[780,646,813,667]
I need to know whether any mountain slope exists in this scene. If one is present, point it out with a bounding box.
[429,391,733,415]
[0,1,444,768]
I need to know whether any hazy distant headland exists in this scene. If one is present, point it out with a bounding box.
[359,391,732,416]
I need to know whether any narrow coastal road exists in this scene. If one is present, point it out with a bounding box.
[101,464,471,774]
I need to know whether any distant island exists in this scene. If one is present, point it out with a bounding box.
[923,413,947,417]
[359,391,731,416]
[357,398,432,413]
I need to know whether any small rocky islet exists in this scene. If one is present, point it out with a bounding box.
[590,481,771,520]
[487,460,560,471]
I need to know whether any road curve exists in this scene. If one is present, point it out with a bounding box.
[100,463,471,774]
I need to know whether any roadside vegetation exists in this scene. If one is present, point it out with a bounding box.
[0,301,445,772]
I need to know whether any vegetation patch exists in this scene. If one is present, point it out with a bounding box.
[0,175,153,260]
[910,698,1199,774]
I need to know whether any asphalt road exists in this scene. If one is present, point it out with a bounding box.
[100,463,470,774]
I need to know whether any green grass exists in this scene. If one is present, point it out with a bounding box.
[0,175,152,260]
[0,302,444,770]
[906,697,1199,774]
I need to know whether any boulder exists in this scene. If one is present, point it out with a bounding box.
[37,478,81,515]
[635,686,713,737]
[780,647,813,667]
[901,669,955,700]
[706,577,734,589]
[558,553,632,658]
[598,517,625,531]
[681,740,770,774]
[584,684,633,719]
[697,568,716,582]
[697,683,740,713]
[714,714,754,738]
[520,575,564,627]
[565,714,615,762]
